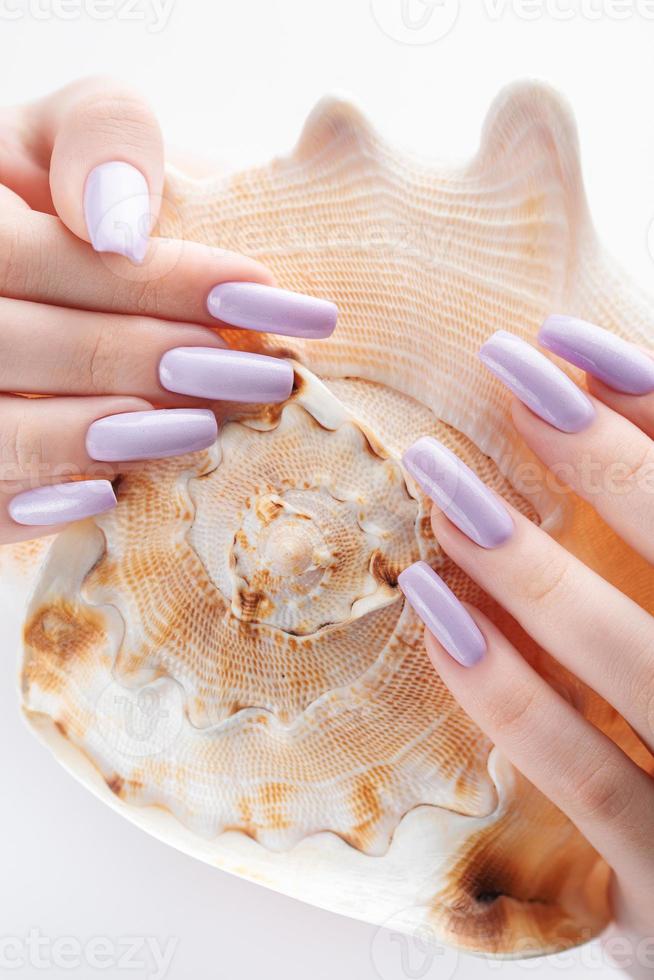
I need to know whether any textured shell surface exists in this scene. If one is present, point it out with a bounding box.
[10,81,654,957]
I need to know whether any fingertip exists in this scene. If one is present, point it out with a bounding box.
[45,78,164,251]
[8,479,117,527]
[83,160,151,264]
[429,502,468,549]
[509,392,572,440]
[429,503,448,535]
[509,393,539,431]
[585,371,640,405]
[458,601,496,639]
[585,374,654,440]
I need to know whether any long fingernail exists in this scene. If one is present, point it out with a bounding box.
[207,282,338,339]
[9,480,116,527]
[86,409,217,463]
[403,436,513,548]
[539,315,654,396]
[398,561,486,667]
[159,347,294,403]
[479,330,595,433]
[84,161,150,264]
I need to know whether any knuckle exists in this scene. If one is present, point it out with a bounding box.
[76,313,160,395]
[130,277,166,316]
[81,316,148,394]
[0,216,23,296]
[514,551,572,606]
[84,322,117,394]
[0,213,49,299]
[610,440,654,490]
[485,682,541,740]
[569,761,634,824]
[0,406,42,480]
[72,86,160,153]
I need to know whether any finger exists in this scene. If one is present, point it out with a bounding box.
[0,395,218,493]
[402,436,654,753]
[585,375,654,440]
[511,398,654,563]
[538,315,654,438]
[433,504,654,755]
[399,562,654,897]
[478,329,654,562]
[0,105,54,214]
[0,395,139,545]
[0,208,338,338]
[0,297,209,403]
[0,298,294,404]
[5,480,117,545]
[29,76,164,262]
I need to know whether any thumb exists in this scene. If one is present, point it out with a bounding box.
[32,76,164,264]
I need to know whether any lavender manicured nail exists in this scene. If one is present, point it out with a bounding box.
[398,561,486,667]
[539,315,654,396]
[479,330,595,433]
[207,282,337,339]
[159,347,294,403]
[9,480,116,527]
[86,409,217,463]
[403,436,513,548]
[84,161,151,264]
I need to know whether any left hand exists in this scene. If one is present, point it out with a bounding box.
[0,77,336,543]
[398,316,654,946]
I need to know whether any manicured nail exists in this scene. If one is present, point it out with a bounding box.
[9,480,116,527]
[159,347,294,403]
[84,161,150,264]
[86,409,217,463]
[403,436,513,548]
[398,561,486,667]
[479,330,595,433]
[539,315,654,396]
[207,282,338,339]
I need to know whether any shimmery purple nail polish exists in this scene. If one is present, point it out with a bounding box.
[86,409,217,462]
[403,436,513,548]
[479,330,596,433]
[159,347,294,403]
[207,282,337,339]
[84,161,150,264]
[398,561,486,667]
[539,315,654,396]
[9,480,116,527]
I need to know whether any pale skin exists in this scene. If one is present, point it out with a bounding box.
[0,76,274,543]
[423,386,654,955]
[2,78,653,956]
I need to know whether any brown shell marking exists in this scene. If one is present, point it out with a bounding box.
[23,599,108,699]
[430,770,611,956]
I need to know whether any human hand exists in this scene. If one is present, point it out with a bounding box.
[398,316,654,947]
[0,77,336,544]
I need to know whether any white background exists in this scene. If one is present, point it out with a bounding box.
[1,1,653,978]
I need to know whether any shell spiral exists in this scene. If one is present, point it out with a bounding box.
[18,81,654,956]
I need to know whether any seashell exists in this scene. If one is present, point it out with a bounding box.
[14,80,654,957]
